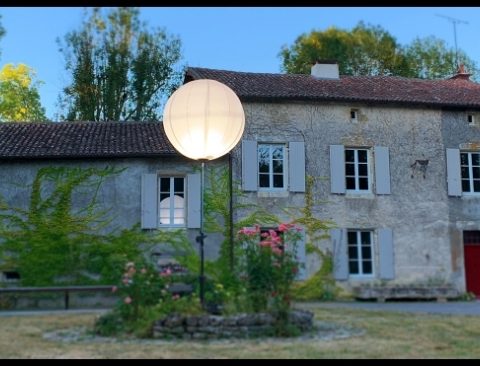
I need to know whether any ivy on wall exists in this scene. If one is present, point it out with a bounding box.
[0,166,188,286]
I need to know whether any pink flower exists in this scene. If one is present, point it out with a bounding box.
[124,296,132,304]
[122,277,130,285]
[160,268,172,277]
[111,286,118,293]
[278,223,290,232]
[140,268,147,274]
[172,294,180,300]
[238,227,259,237]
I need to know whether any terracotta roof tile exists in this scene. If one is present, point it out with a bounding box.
[0,121,177,160]
[186,67,480,108]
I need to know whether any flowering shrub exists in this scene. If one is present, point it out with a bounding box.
[95,260,201,337]
[236,223,303,316]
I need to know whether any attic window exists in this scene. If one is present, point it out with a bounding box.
[350,109,358,122]
[467,114,475,125]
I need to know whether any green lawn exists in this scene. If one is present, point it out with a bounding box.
[1,306,480,358]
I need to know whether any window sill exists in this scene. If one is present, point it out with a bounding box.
[345,191,375,199]
[257,190,289,198]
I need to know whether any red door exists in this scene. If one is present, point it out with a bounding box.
[464,231,480,297]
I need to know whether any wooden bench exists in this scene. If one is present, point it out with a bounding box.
[0,285,114,310]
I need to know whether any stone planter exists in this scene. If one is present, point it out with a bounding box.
[152,309,314,340]
[353,286,460,302]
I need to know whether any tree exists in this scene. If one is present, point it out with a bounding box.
[279,21,477,80]
[0,63,47,122]
[58,7,183,122]
[403,36,477,80]
[0,14,5,57]
[280,22,409,76]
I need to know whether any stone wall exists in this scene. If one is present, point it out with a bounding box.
[152,310,314,340]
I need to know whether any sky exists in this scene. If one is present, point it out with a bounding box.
[1,6,479,121]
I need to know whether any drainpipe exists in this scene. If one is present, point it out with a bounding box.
[229,152,234,270]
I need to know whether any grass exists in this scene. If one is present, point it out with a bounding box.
[1,306,480,358]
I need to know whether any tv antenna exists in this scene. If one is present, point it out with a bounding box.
[436,14,469,68]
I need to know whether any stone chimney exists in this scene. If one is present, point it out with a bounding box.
[311,60,339,79]
[449,63,471,80]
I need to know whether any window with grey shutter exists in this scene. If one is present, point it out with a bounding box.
[289,141,306,192]
[294,228,307,280]
[141,174,158,229]
[446,148,462,196]
[375,146,391,194]
[242,140,258,191]
[331,228,348,280]
[378,228,395,280]
[330,145,346,193]
[187,173,201,229]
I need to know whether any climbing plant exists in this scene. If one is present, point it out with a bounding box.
[0,166,187,285]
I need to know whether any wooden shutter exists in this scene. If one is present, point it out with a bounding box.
[331,228,348,280]
[446,148,462,196]
[295,229,307,280]
[378,228,395,280]
[141,174,158,229]
[187,173,201,229]
[289,141,306,192]
[242,140,258,191]
[330,145,346,194]
[375,146,391,194]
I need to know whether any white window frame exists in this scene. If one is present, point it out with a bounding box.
[158,176,186,227]
[461,151,480,195]
[258,143,288,191]
[350,109,359,122]
[345,148,372,193]
[347,230,374,278]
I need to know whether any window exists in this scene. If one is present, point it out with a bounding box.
[468,114,475,125]
[258,144,286,190]
[159,177,185,226]
[461,152,480,194]
[345,148,370,192]
[350,109,358,122]
[347,230,373,276]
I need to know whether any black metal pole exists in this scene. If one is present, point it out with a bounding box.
[196,161,207,308]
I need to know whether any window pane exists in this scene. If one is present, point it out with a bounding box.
[359,178,369,190]
[473,168,480,179]
[348,231,357,244]
[345,149,354,162]
[174,178,184,193]
[358,164,368,176]
[259,160,269,173]
[273,174,284,188]
[362,261,373,274]
[461,153,468,166]
[259,174,270,188]
[346,177,356,190]
[349,261,359,274]
[345,163,355,176]
[462,167,470,178]
[348,247,358,259]
[361,246,372,260]
[462,180,471,192]
[273,160,283,173]
[160,178,170,192]
[173,195,184,209]
[474,180,480,192]
[272,147,284,159]
[361,232,371,244]
[358,150,367,162]
[472,154,480,166]
[160,193,169,201]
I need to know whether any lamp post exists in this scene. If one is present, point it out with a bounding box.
[163,79,245,307]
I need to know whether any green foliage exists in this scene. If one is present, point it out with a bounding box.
[280,21,477,79]
[292,252,338,301]
[0,63,47,122]
[58,7,183,121]
[95,260,202,338]
[0,15,4,58]
[0,166,188,285]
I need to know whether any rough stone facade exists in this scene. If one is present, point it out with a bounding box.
[228,101,478,293]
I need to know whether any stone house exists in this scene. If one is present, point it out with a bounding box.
[2,62,480,297]
[185,62,480,296]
